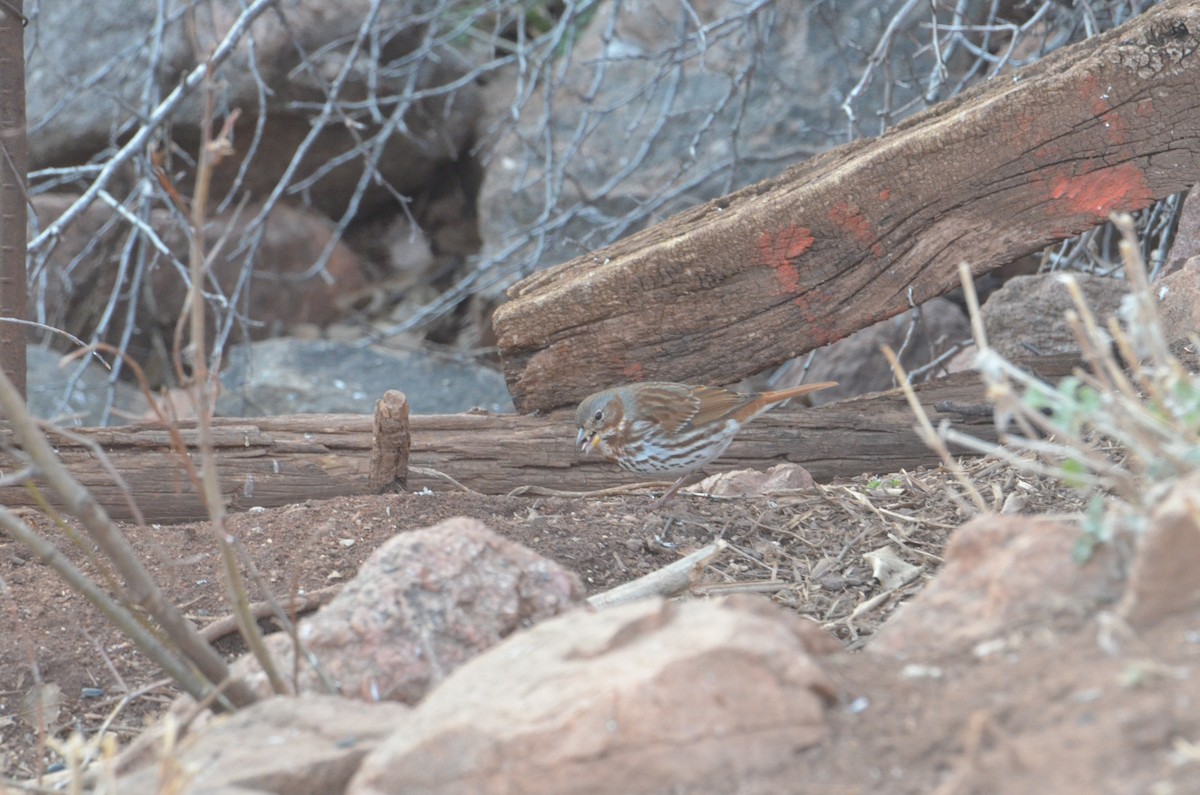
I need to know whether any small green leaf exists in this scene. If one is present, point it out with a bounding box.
[1059,457,1089,489]
[1072,534,1096,565]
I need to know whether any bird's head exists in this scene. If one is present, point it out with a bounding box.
[575,389,623,457]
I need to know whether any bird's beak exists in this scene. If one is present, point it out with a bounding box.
[577,429,598,454]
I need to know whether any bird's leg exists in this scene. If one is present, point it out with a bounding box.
[649,471,706,509]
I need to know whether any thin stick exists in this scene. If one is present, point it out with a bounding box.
[184,65,286,698]
[196,586,340,644]
[882,344,988,512]
[586,539,728,608]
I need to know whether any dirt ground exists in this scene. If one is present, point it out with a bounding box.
[2,458,1200,793]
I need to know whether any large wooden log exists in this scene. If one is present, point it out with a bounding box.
[492,1,1200,412]
[0,356,1079,523]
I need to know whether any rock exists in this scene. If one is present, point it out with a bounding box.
[347,596,837,795]
[944,342,979,374]
[26,346,143,426]
[870,514,1123,659]
[863,545,923,591]
[476,0,917,291]
[1118,473,1200,628]
[216,338,514,416]
[981,272,1129,359]
[230,518,584,704]
[115,695,408,795]
[343,212,436,280]
[1164,184,1200,276]
[686,463,816,498]
[29,195,369,385]
[1151,256,1200,352]
[770,297,970,404]
[26,0,481,220]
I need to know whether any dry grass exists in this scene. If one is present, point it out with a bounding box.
[685,457,1088,648]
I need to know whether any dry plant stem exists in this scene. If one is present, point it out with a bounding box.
[0,505,212,703]
[25,0,276,251]
[981,356,1143,486]
[1107,315,1150,391]
[1114,213,1172,364]
[940,428,1106,490]
[959,261,989,352]
[1000,411,1138,496]
[82,345,232,514]
[23,482,129,604]
[43,420,147,528]
[882,344,988,512]
[1060,273,1196,478]
[185,68,286,697]
[1110,326,1200,458]
[586,539,728,608]
[0,368,252,708]
[197,586,339,644]
[1,778,61,794]
[507,482,671,498]
[1061,278,1139,399]
[223,535,340,696]
[0,464,33,485]
[0,318,110,369]
[689,581,791,596]
[410,464,479,493]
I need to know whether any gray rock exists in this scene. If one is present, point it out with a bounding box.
[26,0,481,219]
[29,196,369,376]
[26,345,142,427]
[981,273,1129,359]
[216,338,514,416]
[772,297,971,405]
[476,0,923,293]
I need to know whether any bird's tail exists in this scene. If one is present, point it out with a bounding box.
[759,381,838,406]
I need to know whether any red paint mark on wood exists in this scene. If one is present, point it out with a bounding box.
[1076,73,1132,148]
[1032,140,1067,164]
[622,361,646,381]
[1011,111,1042,155]
[773,262,800,294]
[755,225,815,295]
[1079,74,1109,117]
[1047,162,1153,221]
[878,188,891,201]
[755,226,815,266]
[830,200,878,247]
[1099,109,1129,147]
[790,291,837,348]
[1135,98,1155,117]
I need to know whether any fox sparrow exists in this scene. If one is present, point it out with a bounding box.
[576,380,837,503]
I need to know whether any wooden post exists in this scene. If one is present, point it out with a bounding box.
[369,390,410,493]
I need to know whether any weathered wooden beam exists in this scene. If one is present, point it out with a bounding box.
[0,356,1080,523]
[492,1,1200,412]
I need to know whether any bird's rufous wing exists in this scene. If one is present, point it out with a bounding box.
[687,385,757,427]
[623,383,704,433]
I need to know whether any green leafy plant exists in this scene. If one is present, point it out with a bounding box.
[942,213,1198,550]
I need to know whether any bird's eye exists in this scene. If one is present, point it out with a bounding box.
[593,409,603,422]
